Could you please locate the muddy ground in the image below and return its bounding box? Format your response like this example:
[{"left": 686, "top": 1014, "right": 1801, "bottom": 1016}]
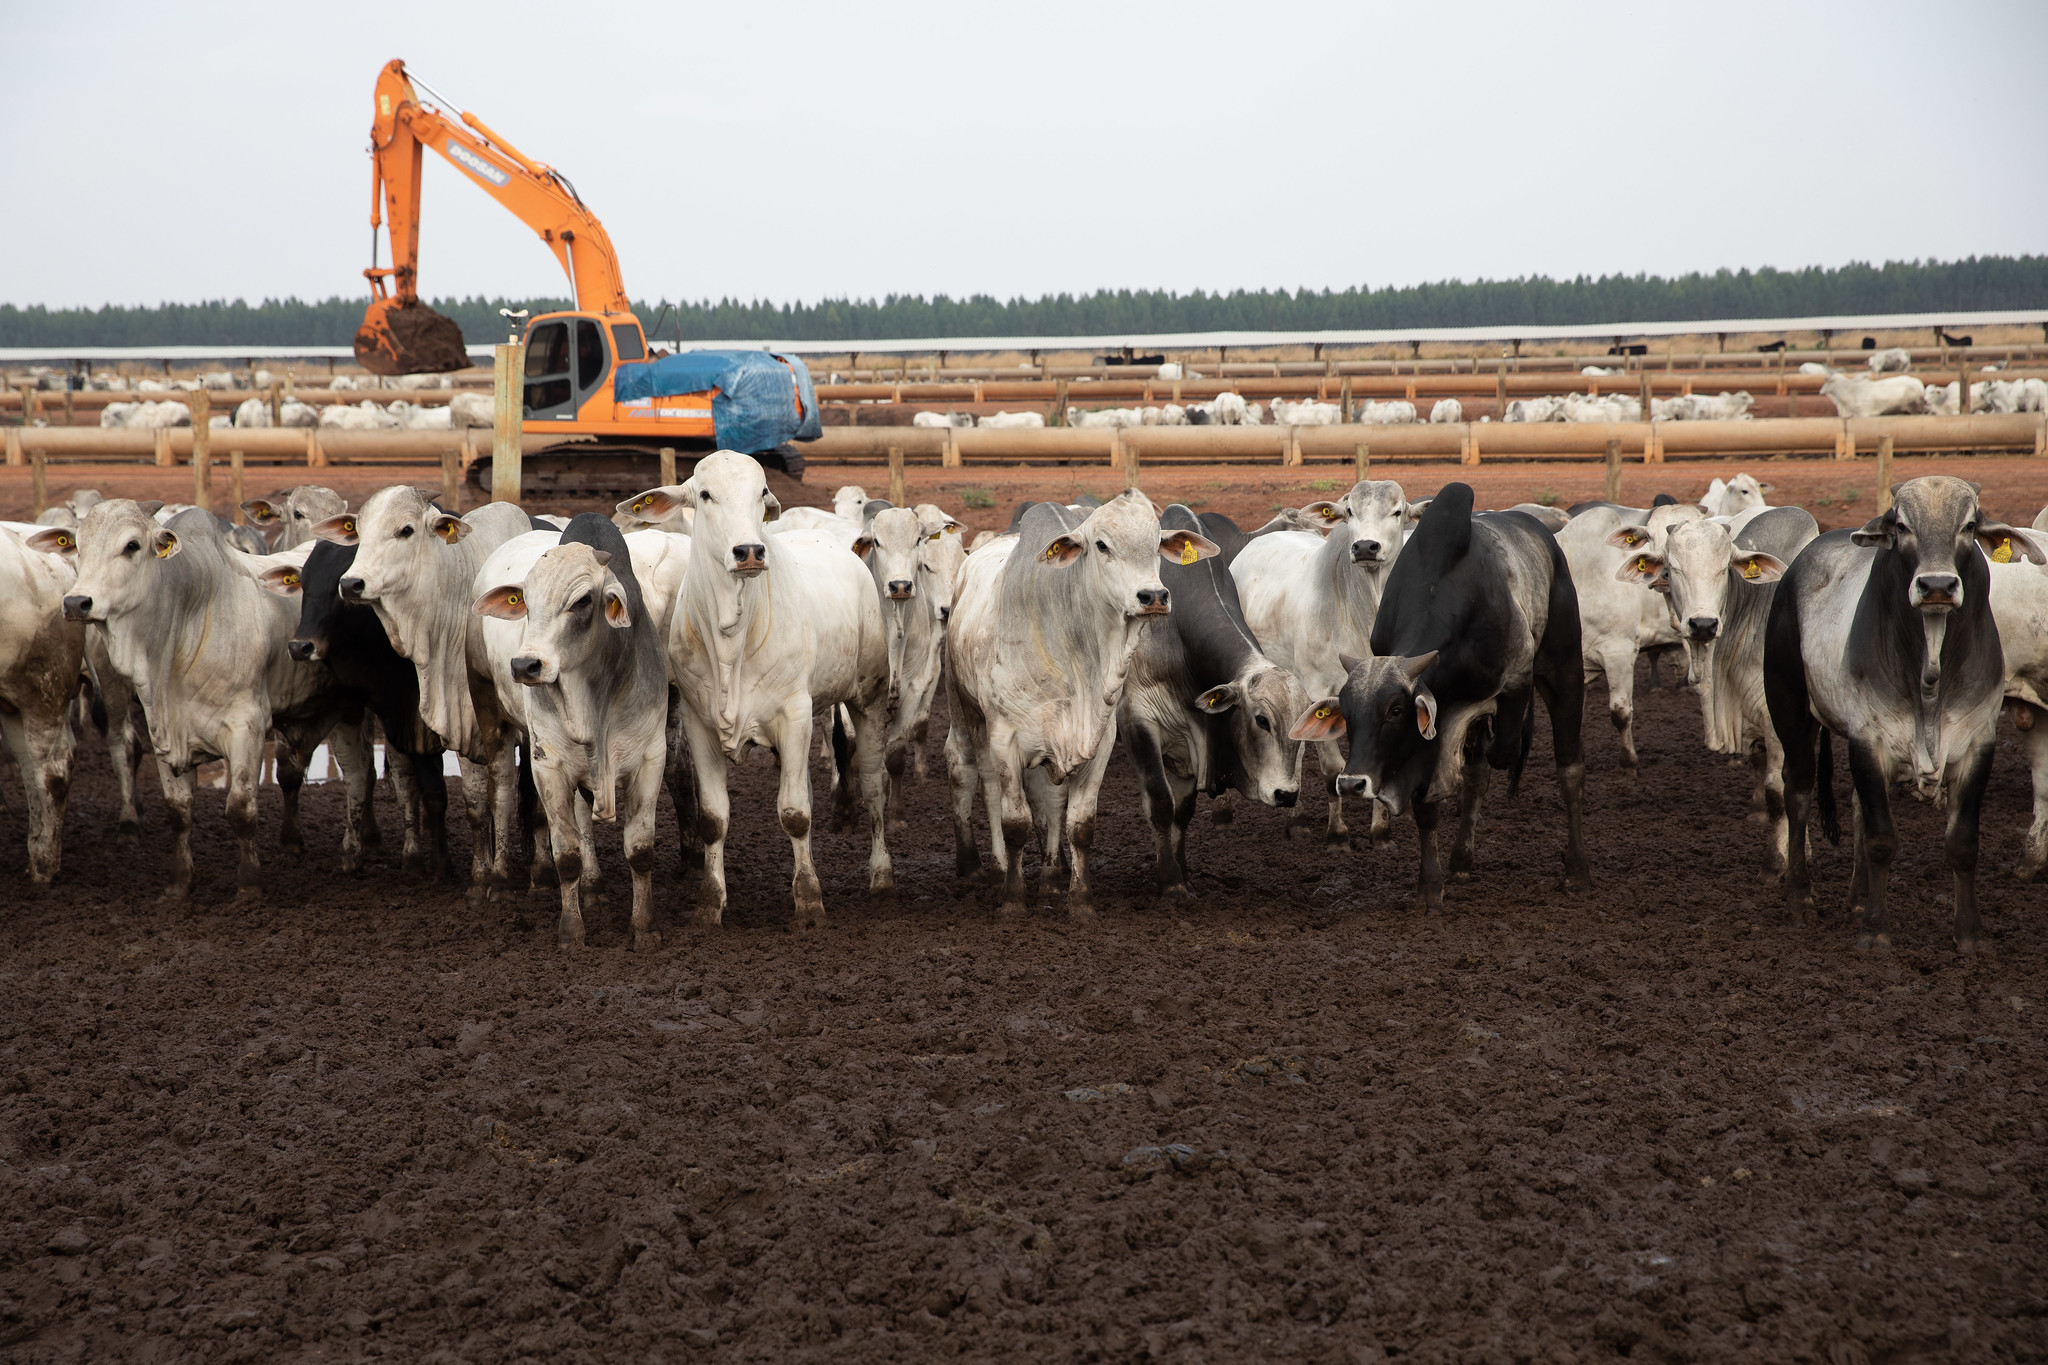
[{"left": 2, "top": 656, "right": 2046, "bottom": 1363}]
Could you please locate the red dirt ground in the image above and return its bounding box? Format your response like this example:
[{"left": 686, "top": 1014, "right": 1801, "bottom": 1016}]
[{"left": 2, "top": 650, "right": 2046, "bottom": 1360}]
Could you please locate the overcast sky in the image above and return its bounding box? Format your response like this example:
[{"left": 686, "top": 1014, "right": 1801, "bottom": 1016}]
[{"left": 5, "top": 0, "right": 2043, "bottom": 311}]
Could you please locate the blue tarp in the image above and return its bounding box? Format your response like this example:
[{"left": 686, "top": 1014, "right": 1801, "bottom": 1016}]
[{"left": 612, "top": 349, "right": 821, "bottom": 452}]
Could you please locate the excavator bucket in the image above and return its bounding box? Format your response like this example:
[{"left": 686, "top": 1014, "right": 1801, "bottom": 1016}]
[{"left": 354, "top": 297, "right": 471, "bottom": 376}]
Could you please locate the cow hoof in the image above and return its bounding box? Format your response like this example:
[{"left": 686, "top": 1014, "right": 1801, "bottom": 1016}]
[
  {"left": 1324, "top": 832, "right": 1352, "bottom": 850},
  {"left": 1156, "top": 882, "right": 1192, "bottom": 900},
  {"left": 160, "top": 887, "right": 190, "bottom": 905},
  {"left": 1450, "top": 871, "right": 1472, "bottom": 884},
  {"left": 233, "top": 887, "right": 262, "bottom": 907},
  {"left": 997, "top": 899, "right": 1028, "bottom": 919},
  {"left": 632, "top": 930, "right": 663, "bottom": 952},
  {"left": 1954, "top": 935, "right": 1980, "bottom": 955},
  {"left": 687, "top": 909, "right": 723, "bottom": 931},
  {"left": 1067, "top": 902, "right": 1098, "bottom": 923},
  {"left": 557, "top": 926, "right": 586, "bottom": 950},
  {"left": 1855, "top": 932, "right": 1892, "bottom": 952}
]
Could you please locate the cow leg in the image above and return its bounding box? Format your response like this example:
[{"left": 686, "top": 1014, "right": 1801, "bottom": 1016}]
[
  {"left": 1448, "top": 725, "right": 1490, "bottom": 881},
  {"left": 456, "top": 756, "right": 496, "bottom": 905},
  {"left": 618, "top": 752, "right": 665, "bottom": 951},
  {"left": 275, "top": 741, "right": 309, "bottom": 858},
  {"left": 773, "top": 706, "right": 828, "bottom": 929},
  {"left": 517, "top": 742, "right": 556, "bottom": 891},
  {"left": 989, "top": 752, "right": 1033, "bottom": 917},
  {"left": 354, "top": 715, "right": 382, "bottom": 849},
  {"left": 1023, "top": 767, "right": 1067, "bottom": 894},
  {"left": 1122, "top": 721, "right": 1189, "bottom": 888},
  {"left": 1320, "top": 741, "right": 1350, "bottom": 845},
  {"left": 103, "top": 701, "right": 145, "bottom": 840},
  {"left": 533, "top": 764, "right": 587, "bottom": 948},
  {"left": 2, "top": 707, "right": 73, "bottom": 888},
  {"left": 1762, "top": 729, "right": 1789, "bottom": 878},
  {"left": 1599, "top": 644, "right": 1639, "bottom": 776},
  {"left": 1210, "top": 791, "right": 1235, "bottom": 825},
  {"left": 943, "top": 716, "right": 983, "bottom": 880},
  {"left": 684, "top": 722, "right": 731, "bottom": 927},
  {"left": 1746, "top": 739, "right": 1769, "bottom": 820},
  {"left": 1536, "top": 671, "right": 1592, "bottom": 889},
  {"left": 330, "top": 718, "right": 373, "bottom": 875},
  {"left": 412, "top": 752, "right": 452, "bottom": 882},
  {"left": 664, "top": 687, "right": 703, "bottom": 874},
  {"left": 227, "top": 728, "right": 265, "bottom": 903},
  {"left": 1413, "top": 796, "right": 1444, "bottom": 912},
  {"left": 1058, "top": 743, "right": 1117, "bottom": 922},
  {"left": 573, "top": 790, "right": 600, "bottom": 898},
  {"left": 156, "top": 758, "right": 195, "bottom": 901},
  {"left": 1168, "top": 772, "right": 1198, "bottom": 886},
  {"left": 1947, "top": 741, "right": 1995, "bottom": 952},
  {"left": 1846, "top": 790, "right": 1869, "bottom": 918},
  {"left": 2016, "top": 712, "right": 2048, "bottom": 882},
  {"left": 828, "top": 706, "right": 857, "bottom": 835},
  {"left": 1844, "top": 740, "right": 1896, "bottom": 949},
  {"left": 855, "top": 698, "right": 896, "bottom": 901},
  {"left": 390, "top": 747, "right": 424, "bottom": 876}
]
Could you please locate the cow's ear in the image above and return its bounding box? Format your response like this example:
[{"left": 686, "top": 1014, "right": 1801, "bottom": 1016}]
[
  {"left": 1193, "top": 685, "right": 1237, "bottom": 714},
  {"left": 311, "top": 514, "right": 358, "bottom": 546},
  {"left": 1299, "top": 500, "right": 1343, "bottom": 525},
  {"left": 851, "top": 535, "right": 876, "bottom": 560},
  {"left": 257, "top": 564, "right": 302, "bottom": 597},
  {"left": 1289, "top": 698, "right": 1346, "bottom": 742},
  {"left": 23, "top": 527, "right": 76, "bottom": 556},
  {"left": 1413, "top": 688, "right": 1438, "bottom": 741},
  {"left": 152, "top": 528, "right": 180, "bottom": 560},
  {"left": 1616, "top": 551, "right": 1668, "bottom": 589},
  {"left": 135, "top": 500, "right": 165, "bottom": 520},
  {"left": 1734, "top": 551, "right": 1789, "bottom": 583},
  {"left": 1338, "top": 652, "right": 1365, "bottom": 674},
  {"left": 429, "top": 512, "right": 469, "bottom": 544},
  {"left": 1041, "top": 534, "right": 1085, "bottom": 566},
  {"left": 1404, "top": 498, "right": 1432, "bottom": 522},
  {"left": 471, "top": 585, "right": 527, "bottom": 620},
  {"left": 1604, "top": 525, "right": 1651, "bottom": 550},
  {"left": 1159, "top": 530, "right": 1220, "bottom": 566},
  {"left": 1756, "top": 483, "right": 1775, "bottom": 495},
  {"left": 619, "top": 486, "right": 684, "bottom": 522},
  {"left": 1979, "top": 523, "right": 2048, "bottom": 565},
  {"left": 762, "top": 492, "right": 782, "bottom": 523},
  {"left": 602, "top": 576, "right": 632, "bottom": 629},
  {"left": 1851, "top": 512, "right": 1895, "bottom": 548},
  {"left": 242, "top": 499, "right": 281, "bottom": 525}
]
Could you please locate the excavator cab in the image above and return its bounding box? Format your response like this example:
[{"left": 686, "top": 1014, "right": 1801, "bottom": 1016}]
[{"left": 520, "top": 313, "right": 646, "bottom": 420}]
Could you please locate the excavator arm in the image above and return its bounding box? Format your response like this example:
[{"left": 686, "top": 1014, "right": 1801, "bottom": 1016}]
[{"left": 355, "top": 58, "right": 633, "bottom": 374}]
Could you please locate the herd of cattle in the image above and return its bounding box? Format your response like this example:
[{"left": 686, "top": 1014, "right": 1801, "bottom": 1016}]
[{"left": 2, "top": 458, "right": 2045, "bottom": 954}]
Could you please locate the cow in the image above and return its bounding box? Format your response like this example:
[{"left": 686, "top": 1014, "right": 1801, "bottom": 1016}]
[
  {"left": 1766, "top": 476, "right": 2043, "bottom": 949},
  {"left": 1985, "top": 559, "right": 2048, "bottom": 881},
  {"left": 473, "top": 515, "right": 670, "bottom": 949},
  {"left": 845, "top": 505, "right": 967, "bottom": 810},
  {"left": 242, "top": 485, "right": 346, "bottom": 551},
  {"left": 944, "top": 491, "right": 1217, "bottom": 916},
  {"left": 1119, "top": 503, "right": 1308, "bottom": 892},
  {"left": 1702, "top": 473, "right": 1773, "bottom": 518},
  {"left": 257, "top": 538, "right": 452, "bottom": 880},
  {"left": 0, "top": 525, "right": 85, "bottom": 885},
  {"left": 1288, "top": 483, "right": 1591, "bottom": 909},
  {"left": 1558, "top": 501, "right": 1705, "bottom": 773},
  {"left": 622, "top": 452, "right": 895, "bottom": 927},
  {"left": 42, "top": 503, "right": 353, "bottom": 900},
  {"left": 1231, "top": 480, "right": 1416, "bottom": 843},
  {"left": 1617, "top": 507, "right": 1819, "bottom": 869},
  {"left": 313, "top": 488, "right": 534, "bottom": 902}
]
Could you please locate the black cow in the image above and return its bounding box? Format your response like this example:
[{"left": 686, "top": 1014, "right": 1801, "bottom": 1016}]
[
  {"left": 1765, "top": 475, "right": 2040, "bottom": 950},
  {"left": 262, "top": 540, "right": 451, "bottom": 880},
  {"left": 1119, "top": 504, "right": 1310, "bottom": 890},
  {"left": 1290, "top": 483, "right": 1590, "bottom": 907}
]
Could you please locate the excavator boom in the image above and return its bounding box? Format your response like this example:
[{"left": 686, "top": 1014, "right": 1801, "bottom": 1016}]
[{"left": 355, "top": 59, "right": 632, "bottom": 374}]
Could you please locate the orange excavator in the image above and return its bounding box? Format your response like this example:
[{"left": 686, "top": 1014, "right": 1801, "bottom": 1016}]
[{"left": 354, "top": 59, "right": 815, "bottom": 491}]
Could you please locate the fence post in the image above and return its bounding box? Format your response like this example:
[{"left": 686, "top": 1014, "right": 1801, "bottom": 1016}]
[
  {"left": 1959, "top": 365, "right": 1970, "bottom": 417},
  {"left": 1495, "top": 355, "right": 1507, "bottom": 420},
  {"left": 229, "top": 443, "right": 246, "bottom": 521},
  {"left": 62, "top": 386, "right": 73, "bottom": 428},
  {"left": 1123, "top": 435, "right": 1140, "bottom": 491},
  {"left": 30, "top": 443, "right": 47, "bottom": 519},
  {"left": 1108, "top": 427, "right": 1123, "bottom": 472},
  {"left": 307, "top": 428, "right": 324, "bottom": 468},
  {"left": 1051, "top": 378, "right": 1069, "bottom": 427},
  {"left": 3, "top": 426, "right": 19, "bottom": 468},
  {"left": 268, "top": 381, "right": 282, "bottom": 429},
  {"left": 889, "top": 444, "right": 907, "bottom": 505},
  {"left": 1339, "top": 376, "right": 1352, "bottom": 423},
  {"left": 441, "top": 439, "right": 462, "bottom": 512},
  {"left": 492, "top": 342, "right": 522, "bottom": 505},
  {"left": 1639, "top": 372, "right": 1653, "bottom": 421},
  {"left": 154, "top": 427, "right": 173, "bottom": 468},
  {"left": 16, "top": 385, "right": 33, "bottom": 429},
  {"left": 190, "top": 389, "right": 211, "bottom": 511},
  {"left": 659, "top": 446, "right": 677, "bottom": 487},
  {"left": 1463, "top": 424, "right": 1481, "bottom": 467},
  {"left": 1354, "top": 443, "right": 1368, "bottom": 485},
  {"left": 1605, "top": 438, "right": 1621, "bottom": 502},
  {"left": 1877, "top": 435, "right": 1894, "bottom": 510}
]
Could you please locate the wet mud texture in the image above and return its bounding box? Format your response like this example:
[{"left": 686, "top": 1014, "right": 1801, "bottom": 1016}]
[{"left": 1, "top": 667, "right": 2045, "bottom": 1363}]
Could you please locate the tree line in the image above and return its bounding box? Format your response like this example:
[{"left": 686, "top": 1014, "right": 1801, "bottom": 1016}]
[{"left": 5, "top": 256, "right": 2043, "bottom": 347}]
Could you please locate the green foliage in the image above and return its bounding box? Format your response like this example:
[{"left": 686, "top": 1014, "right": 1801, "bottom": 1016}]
[
  {"left": 957, "top": 486, "right": 995, "bottom": 509},
  {"left": 6, "top": 256, "right": 2046, "bottom": 346}
]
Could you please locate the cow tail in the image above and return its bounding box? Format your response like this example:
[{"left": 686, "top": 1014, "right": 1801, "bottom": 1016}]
[
  {"left": 830, "top": 705, "right": 853, "bottom": 789},
  {"left": 1816, "top": 727, "right": 1840, "bottom": 845},
  {"left": 87, "top": 677, "right": 109, "bottom": 736}
]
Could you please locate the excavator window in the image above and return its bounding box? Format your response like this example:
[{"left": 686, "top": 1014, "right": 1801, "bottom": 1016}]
[
  {"left": 611, "top": 324, "right": 645, "bottom": 362},
  {"left": 576, "top": 320, "right": 605, "bottom": 389},
  {"left": 523, "top": 320, "right": 573, "bottom": 412}
]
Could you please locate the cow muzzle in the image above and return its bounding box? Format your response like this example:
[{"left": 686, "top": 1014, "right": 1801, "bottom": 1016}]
[
  {"left": 730, "top": 543, "right": 767, "bottom": 576},
  {"left": 886, "top": 579, "right": 915, "bottom": 600},
  {"left": 61, "top": 594, "right": 94, "bottom": 622},
  {"left": 936, "top": 605, "right": 951, "bottom": 623},
  {"left": 1334, "top": 774, "right": 1375, "bottom": 798},
  {"left": 1685, "top": 615, "right": 1719, "bottom": 644},
  {"left": 509, "top": 655, "right": 548, "bottom": 684},
  {"left": 1350, "top": 539, "right": 1384, "bottom": 566},
  {"left": 338, "top": 576, "right": 367, "bottom": 602},
  {"left": 287, "top": 639, "right": 318, "bottom": 664},
  {"left": 1912, "top": 573, "right": 1960, "bottom": 611},
  {"left": 1273, "top": 788, "right": 1299, "bottom": 808},
  {"left": 1133, "top": 587, "right": 1170, "bottom": 616}
]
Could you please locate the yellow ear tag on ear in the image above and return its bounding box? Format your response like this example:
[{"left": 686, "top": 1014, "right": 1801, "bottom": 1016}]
[
  {"left": 56, "top": 534, "right": 71, "bottom": 549},
  {"left": 1992, "top": 536, "right": 2014, "bottom": 564},
  {"left": 437, "top": 521, "right": 459, "bottom": 542},
  {"left": 1635, "top": 556, "right": 1653, "bottom": 574},
  {"left": 342, "top": 519, "right": 356, "bottom": 537},
  {"left": 1179, "top": 540, "right": 1198, "bottom": 566},
  {"left": 507, "top": 591, "right": 521, "bottom": 607},
  {"left": 1314, "top": 706, "right": 1333, "bottom": 720},
  {"left": 1321, "top": 508, "right": 1341, "bottom": 521},
  {"left": 1045, "top": 544, "right": 1061, "bottom": 561},
  {"left": 1740, "top": 558, "right": 1762, "bottom": 579},
  {"left": 154, "top": 541, "right": 174, "bottom": 558},
  {"left": 283, "top": 572, "right": 299, "bottom": 587}
]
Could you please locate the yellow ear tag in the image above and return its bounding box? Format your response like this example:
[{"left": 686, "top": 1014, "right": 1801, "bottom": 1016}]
[
  {"left": 1635, "top": 556, "right": 1654, "bottom": 574},
  {"left": 56, "top": 534, "right": 71, "bottom": 549},
  {"left": 1321, "top": 508, "right": 1341, "bottom": 521},
  {"left": 1992, "top": 536, "right": 2014, "bottom": 564},
  {"left": 283, "top": 572, "right": 299, "bottom": 587},
  {"left": 154, "top": 540, "right": 174, "bottom": 558},
  {"left": 1740, "top": 558, "right": 1762, "bottom": 580},
  {"left": 1179, "top": 540, "right": 1198, "bottom": 566},
  {"left": 506, "top": 591, "right": 521, "bottom": 607},
  {"left": 1045, "top": 544, "right": 1061, "bottom": 561},
  {"left": 342, "top": 519, "right": 356, "bottom": 537},
  {"left": 437, "top": 521, "right": 459, "bottom": 542},
  {"left": 1315, "top": 706, "right": 1333, "bottom": 720}
]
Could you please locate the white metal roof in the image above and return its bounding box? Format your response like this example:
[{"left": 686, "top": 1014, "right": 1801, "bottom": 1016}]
[{"left": 3, "top": 309, "right": 2042, "bottom": 363}]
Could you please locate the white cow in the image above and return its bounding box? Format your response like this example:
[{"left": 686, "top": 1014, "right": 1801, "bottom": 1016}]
[
  {"left": 241, "top": 485, "right": 346, "bottom": 552},
  {"left": 847, "top": 505, "right": 967, "bottom": 824},
  {"left": 1352, "top": 399, "right": 1418, "bottom": 425},
  {"left": 624, "top": 452, "right": 896, "bottom": 927},
  {"left": 0, "top": 525, "right": 85, "bottom": 885},
  {"left": 1867, "top": 347, "right": 1913, "bottom": 373},
  {"left": 944, "top": 490, "right": 1215, "bottom": 916},
  {"left": 1821, "top": 373, "right": 1926, "bottom": 417},
  {"left": 1429, "top": 398, "right": 1463, "bottom": 424},
  {"left": 1231, "top": 480, "right": 1415, "bottom": 842},
  {"left": 1702, "top": 473, "right": 1773, "bottom": 517}
]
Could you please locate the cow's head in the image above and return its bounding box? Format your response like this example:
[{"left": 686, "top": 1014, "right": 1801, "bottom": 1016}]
[
  {"left": 1037, "top": 489, "right": 1218, "bottom": 618},
  {"left": 1296, "top": 479, "right": 1411, "bottom": 570},
  {"left": 620, "top": 452, "right": 778, "bottom": 581},
  {"left": 852, "top": 507, "right": 924, "bottom": 602},
  {"left": 313, "top": 485, "right": 466, "bottom": 604},
  {"left": 243, "top": 484, "right": 345, "bottom": 550},
  {"left": 255, "top": 539, "right": 359, "bottom": 664},
  {"left": 1617, "top": 520, "right": 1787, "bottom": 685},
  {"left": 1197, "top": 663, "right": 1309, "bottom": 808},
  {"left": 1853, "top": 476, "right": 2045, "bottom": 612},
  {"left": 38, "top": 499, "right": 180, "bottom": 623},
  {"left": 832, "top": 485, "right": 870, "bottom": 522},
  {"left": 915, "top": 509, "right": 968, "bottom": 626},
  {"left": 1720, "top": 472, "right": 1772, "bottom": 513},
  {"left": 472, "top": 542, "right": 629, "bottom": 687},
  {"left": 1289, "top": 651, "right": 1439, "bottom": 817}
]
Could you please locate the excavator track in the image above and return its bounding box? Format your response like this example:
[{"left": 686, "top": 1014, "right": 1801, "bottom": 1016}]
[{"left": 469, "top": 441, "right": 805, "bottom": 499}]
